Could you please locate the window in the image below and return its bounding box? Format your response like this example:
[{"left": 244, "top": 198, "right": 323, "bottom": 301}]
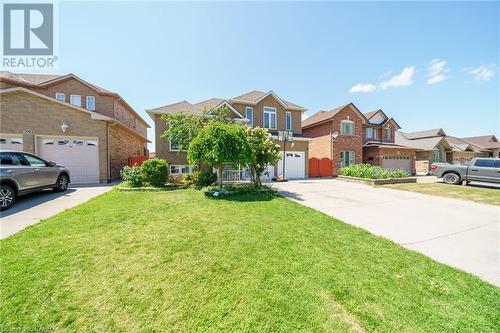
[
  {"left": 433, "top": 148, "right": 441, "bottom": 163},
  {"left": 10, "top": 138, "right": 22, "bottom": 145},
  {"left": 285, "top": 111, "right": 292, "bottom": 131},
  {"left": 0, "top": 138, "right": 6, "bottom": 144},
  {"left": 55, "top": 93, "right": 65, "bottom": 102},
  {"left": 340, "top": 120, "right": 354, "bottom": 136},
  {"left": 384, "top": 127, "right": 391, "bottom": 141},
  {"left": 58, "top": 140, "right": 70, "bottom": 146},
  {"left": 245, "top": 107, "right": 254, "bottom": 127},
  {"left": 474, "top": 159, "right": 495, "bottom": 167},
  {"left": 263, "top": 107, "right": 277, "bottom": 129},
  {"left": 22, "top": 153, "right": 47, "bottom": 167},
  {"left": 365, "top": 127, "right": 374, "bottom": 138},
  {"left": 86, "top": 96, "right": 96, "bottom": 111},
  {"left": 73, "top": 140, "right": 84, "bottom": 145},
  {"left": 87, "top": 140, "right": 98, "bottom": 146},
  {"left": 340, "top": 151, "right": 355, "bottom": 168},
  {"left": 170, "top": 141, "right": 180, "bottom": 151},
  {"left": 0, "top": 152, "right": 25, "bottom": 165},
  {"left": 70, "top": 94, "right": 81, "bottom": 107},
  {"left": 42, "top": 139, "right": 54, "bottom": 145},
  {"left": 170, "top": 165, "right": 196, "bottom": 175}
]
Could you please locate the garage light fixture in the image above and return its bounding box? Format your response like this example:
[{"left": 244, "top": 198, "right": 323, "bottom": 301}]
[
  {"left": 60, "top": 122, "right": 69, "bottom": 133},
  {"left": 332, "top": 131, "right": 339, "bottom": 140}
]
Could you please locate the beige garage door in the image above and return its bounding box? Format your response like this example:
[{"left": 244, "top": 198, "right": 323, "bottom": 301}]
[
  {"left": 382, "top": 156, "right": 412, "bottom": 173},
  {"left": 37, "top": 137, "right": 99, "bottom": 184},
  {"left": 0, "top": 134, "right": 24, "bottom": 151}
]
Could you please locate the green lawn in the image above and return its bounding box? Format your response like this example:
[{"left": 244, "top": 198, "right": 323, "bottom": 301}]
[
  {"left": 381, "top": 182, "right": 500, "bottom": 206},
  {"left": 1, "top": 189, "right": 498, "bottom": 332}
]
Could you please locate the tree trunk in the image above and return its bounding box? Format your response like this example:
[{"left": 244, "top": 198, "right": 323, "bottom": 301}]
[
  {"left": 218, "top": 165, "right": 224, "bottom": 188},
  {"left": 256, "top": 174, "right": 261, "bottom": 187}
]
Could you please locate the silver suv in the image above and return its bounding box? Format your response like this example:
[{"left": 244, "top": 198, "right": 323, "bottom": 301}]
[{"left": 0, "top": 151, "right": 70, "bottom": 210}]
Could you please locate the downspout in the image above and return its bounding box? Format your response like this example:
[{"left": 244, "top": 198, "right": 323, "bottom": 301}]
[
  {"left": 329, "top": 121, "right": 333, "bottom": 177},
  {"left": 106, "top": 122, "right": 111, "bottom": 183}
]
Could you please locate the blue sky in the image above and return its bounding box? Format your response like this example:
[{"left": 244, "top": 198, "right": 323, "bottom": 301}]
[{"left": 56, "top": 1, "right": 499, "bottom": 151}]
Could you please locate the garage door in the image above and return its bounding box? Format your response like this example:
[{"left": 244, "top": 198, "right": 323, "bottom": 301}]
[
  {"left": 277, "top": 151, "right": 305, "bottom": 179},
  {"left": 37, "top": 137, "right": 99, "bottom": 184},
  {"left": 0, "top": 134, "right": 24, "bottom": 151},
  {"left": 382, "top": 156, "right": 412, "bottom": 173}
]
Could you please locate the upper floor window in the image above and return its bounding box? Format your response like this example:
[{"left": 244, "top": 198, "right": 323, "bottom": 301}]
[
  {"left": 365, "top": 127, "right": 373, "bottom": 138},
  {"left": 170, "top": 141, "right": 180, "bottom": 152},
  {"left": 245, "top": 107, "right": 253, "bottom": 127},
  {"left": 285, "top": 111, "right": 292, "bottom": 131},
  {"left": 384, "top": 127, "right": 391, "bottom": 141},
  {"left": 70, "top": 94, "right": 81, "bottom": 107},
  {"left": 55, "top": 93, "right": 65, "bottom": 102},
  {"left": 86, "top": 96, "right": 96, "bottom": 111},
  {"left": 263, "top": 107, "right": 277, "bottom": 129},
  {"left": 340, "top": 120, "right": 354, "bottom": 136}
]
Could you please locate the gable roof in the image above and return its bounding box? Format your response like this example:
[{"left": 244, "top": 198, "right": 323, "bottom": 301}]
[
  {"left": 381, "top": 117, "right": 402, "bottom": 130},
  {"left": 302, "top": 103, "right": 367, "bottom": 129},
  {"left": 445, "top": 136, "right": 487, "bottom": 152},
  {"left": 363, "top": 109, "right": 390, "bottom": 125},
  {"left": 403, "top": 128, "right": 446, "bottom": 140},
  {"left": 229, "top": 90, "right": 306, "bottom": 111},
  {"left": 146, "top": 98, "right": 245, "bottom": 119},
  {"left": 461, "top": 135, "right": 500, "bottom": 149},
  {"left": 395, "top": 131, "right": 451, "bottom": 151},
  {"left": 0, "top": 71, "right": 150, "bottom": 128}
]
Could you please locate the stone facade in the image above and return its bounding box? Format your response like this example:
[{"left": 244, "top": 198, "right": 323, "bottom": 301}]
[{"left": 0, "top": 90, "right": 109, "bottom": 182}]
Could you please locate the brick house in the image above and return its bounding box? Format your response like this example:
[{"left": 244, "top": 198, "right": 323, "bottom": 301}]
[
  {"left": 0, "top": 71, "right": 150, "bottom": 183},
  {"left": 147, "top": 90, "right": 311, "bottom": 179},
  {"left": 302, "top": 103, "right": 416, "bottom": 176},
  {"left": 395, "top": 128, "right": 490, "bottom": 174}
]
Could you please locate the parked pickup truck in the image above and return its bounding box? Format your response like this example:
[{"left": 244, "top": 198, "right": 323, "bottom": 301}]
[{"left": 431, "top": 157, "right": 500, "bottom": 185}]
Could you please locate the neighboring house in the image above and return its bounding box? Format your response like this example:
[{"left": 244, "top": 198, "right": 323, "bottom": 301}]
[
  {"left": 395, "top": 128, "right": 491, "bottom": 174},
  {"left": 302, "top": 103, "right": 416, "bottom": 176},
  {"left": 461, "top": 135, "right": 500, "bottom": 158},
  {"left": 147, "top": 90, "right": 310, "bottom": 179},
  {"left": 0, "top": 71, "right": 150, "bottom": 183}
]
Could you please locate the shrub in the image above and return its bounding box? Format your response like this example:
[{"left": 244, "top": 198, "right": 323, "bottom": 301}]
[
  {"left": 194, "top": 170, "right": 217, "bottom": 187},
  {"left": 339, "top": 164, "right": 409, "bottom": 179},
  {"left": 169, "top": 174, "right": 184, "bottom": 186},
  {"left": 141, "top": 158, "right": 169, "bottom": 187},
  {"left": 120, "top": 165, "right": 143, "bottom": 187}
]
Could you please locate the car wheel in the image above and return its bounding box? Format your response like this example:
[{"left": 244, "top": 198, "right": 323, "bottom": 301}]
[
  {"left": 54, "top": 174, "right": 69, "bottom": 192},
  {"left": 0, "top": 184, "right": 16, "bottom": 211},
  {"left": 443, "top": 172, "right": 461, "bottom": 185}
]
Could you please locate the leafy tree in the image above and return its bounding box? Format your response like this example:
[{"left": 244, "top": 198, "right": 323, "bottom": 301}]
[
  {"left": 246, "top": 127, "right": 281, "bottom": 186},
  {"left": 187, "top": 122, "right": 252, "bottom": 188},
  {"left": 160, "top": 113, "right": 204, "bottom": 153},
  {"left": 160, "top": 106, "right": 235, "bottom": 152}
]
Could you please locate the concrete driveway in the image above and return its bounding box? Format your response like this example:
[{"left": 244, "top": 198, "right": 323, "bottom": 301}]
[
  {"left": 275, "top": 179, "right": 500, "bottom": 286},
  {"left": 0, "top": 184, "right": 113, "bottom": 239}
]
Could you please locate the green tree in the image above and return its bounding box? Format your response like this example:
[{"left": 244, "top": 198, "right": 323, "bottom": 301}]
[
  {"left": 246, "top": 127, "right": 281, "bottom": 186},
  {"left": 187, "top": 122, "right": 252, "bottom": 188},
  {"left": 160, "top": 112, "right": 204, "bottom": 153},
  {"left": 160, "top": 106, "right": 234, "bottom": 152}
]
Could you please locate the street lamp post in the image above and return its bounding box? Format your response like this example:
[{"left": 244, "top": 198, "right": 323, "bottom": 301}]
[{"left": 278, "top": 130, "right": 293, "bottom": 181}]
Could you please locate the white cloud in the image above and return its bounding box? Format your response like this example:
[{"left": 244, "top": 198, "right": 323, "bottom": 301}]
[
  {"left": 379, "top": 66, "right": 415, "bottom": 89},
  {"left": 349, "top": 83, "right": 377, "bottom": 93},
  {"left": 426, "top": 58, "right": 450, "bottom": 85},
  {"left": 465, "top": 64, "right": 495, "bottom": 81}
]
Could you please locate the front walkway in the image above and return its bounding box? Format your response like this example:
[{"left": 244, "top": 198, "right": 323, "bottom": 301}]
[
  {"left": 0, "top": 184, "right": 113, "bottom": 239},
  {"left": 274, "top": 179, "right": 500, "bottom": 286}
]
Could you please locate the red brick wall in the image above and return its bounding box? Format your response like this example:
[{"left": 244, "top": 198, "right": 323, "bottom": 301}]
[
  {"left": 303, "top": 105, "right": 364, "bottom": 176},
  {"left": 363, "top": 147, "right": 416, "bottom": 174}
]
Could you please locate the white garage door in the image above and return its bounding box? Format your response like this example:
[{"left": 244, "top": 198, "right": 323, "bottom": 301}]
[
  {"left": 382, "top": 156, "right": 412, "bottom": 173},
  {"left": 277, "top": 151, "right": 305, "bottom": 179},
  {"left": 0, "top": 134, "right": 24, "bottom": 151},
  {"left": 37, "top": 137, "right": 99, "bottom": 184}
]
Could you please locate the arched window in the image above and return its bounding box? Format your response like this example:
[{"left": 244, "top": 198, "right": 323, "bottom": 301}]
[{"left": 340, "top": 120, "right": 354, "bottom": 136}]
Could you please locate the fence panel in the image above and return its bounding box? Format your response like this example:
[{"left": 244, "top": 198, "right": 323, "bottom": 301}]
[
  {"left": 128, "top": 156, "right": 149, "bottom": 167},
  {"left": 308, "top": 158, "right": 320, "bottom": 177},
  {"left": 319, "top": 158, "right": 332, "bottom": 177}
]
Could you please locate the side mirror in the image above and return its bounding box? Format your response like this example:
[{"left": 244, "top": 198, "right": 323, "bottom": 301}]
[{"left": 47, "top": 161, "right": 56, "bottom": 167}]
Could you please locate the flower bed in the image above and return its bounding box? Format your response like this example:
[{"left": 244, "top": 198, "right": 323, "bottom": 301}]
[
  {"left": 337, "top": 175, "right": 417, "bottom": 185},
  {"left": 340, "top": 163, "right": 410, "bottom": 179}
]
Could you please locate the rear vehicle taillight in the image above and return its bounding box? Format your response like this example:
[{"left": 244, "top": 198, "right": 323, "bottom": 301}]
[{"left": 430, "top": 165, "right": 437, "bottom": 171}]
